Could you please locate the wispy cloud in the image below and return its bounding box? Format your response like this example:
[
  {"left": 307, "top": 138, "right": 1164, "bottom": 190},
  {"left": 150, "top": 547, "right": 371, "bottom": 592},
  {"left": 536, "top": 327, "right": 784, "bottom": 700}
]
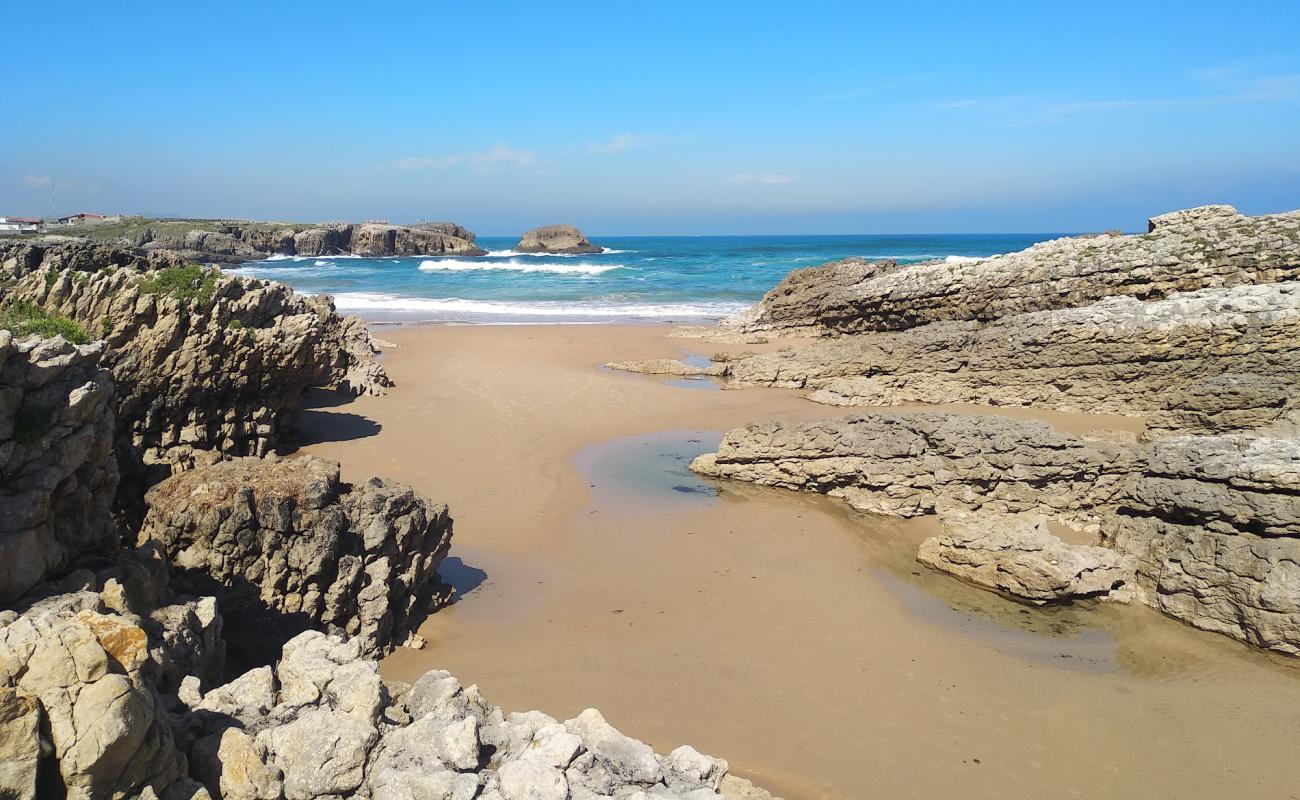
[
  {"left": 586, "top": 133, "right": 656, "bottom": 154},
  {"left": 394, "top": 155, "right": 463, "bottom": 169},
  {"left": 727, "top": 172, "right": 795, "bottom": 185},
  {"left": 936, "top": 65, "right": 1300, "bottom": 123},
  {"left": 393, "top": 144, "right": 539, "bottom": 172}
]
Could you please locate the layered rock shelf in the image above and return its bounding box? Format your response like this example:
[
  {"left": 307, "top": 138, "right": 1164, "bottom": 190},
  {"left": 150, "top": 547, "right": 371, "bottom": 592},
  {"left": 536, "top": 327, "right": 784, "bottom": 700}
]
[{"left": 719, "top": 205, "right": 1300, "bottom": 337}]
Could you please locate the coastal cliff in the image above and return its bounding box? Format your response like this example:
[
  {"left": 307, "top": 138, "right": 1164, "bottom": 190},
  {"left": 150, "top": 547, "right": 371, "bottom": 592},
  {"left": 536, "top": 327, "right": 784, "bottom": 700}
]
[
  {"left": 1, "top": 239, "right": 390, "bottom": 521},
  {"left": 33, "top": 217, "right": 487, "bottom": 263},
  {"left": 675, "top": 205, "right": 1300, "bottom": 656}
]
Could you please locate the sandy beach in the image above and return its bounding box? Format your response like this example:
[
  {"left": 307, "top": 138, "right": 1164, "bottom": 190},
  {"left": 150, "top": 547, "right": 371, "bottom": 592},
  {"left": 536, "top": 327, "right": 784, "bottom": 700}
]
[{"left": 299, "top": 323, "right": 1300, "bottom": 800}]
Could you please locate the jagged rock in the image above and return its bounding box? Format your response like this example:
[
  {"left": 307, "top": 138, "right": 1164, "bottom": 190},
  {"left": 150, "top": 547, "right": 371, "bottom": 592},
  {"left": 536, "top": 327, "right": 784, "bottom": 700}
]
[
  {"left": 713, "top": 283, "right": 1300, "bottom": 436},
  {"left": 917, "top": 513, "right": 1136, "bottom": 604},
  {"left": 190, "top": 728, "right": 282, "bottom": 800},
  {"left": 0, "top": 608, "right": 186, "bottom": 800},
  {"left": 692, "top": 412, "right": 1137, "bottom": 526},
  {"left": 137, "top": 456, "right": 453, "bottom": 666},
  {"left": 0, "top": 686, "right": 41, "bottom": 800},
  {"left": 0, "top": 240, "right": 393, "bottom": 521},
  {"left": 0, "top": 332, "right": 117, "bottom": 601},
  {"left": 1105, "top": 434, "right": 1300, "bottom": 654},
  {"left": 720, "top": 205, "right": 1300, "bottom": 336},
  {"left": 516, "top": 225, "right": 603, "bottom": 254}
]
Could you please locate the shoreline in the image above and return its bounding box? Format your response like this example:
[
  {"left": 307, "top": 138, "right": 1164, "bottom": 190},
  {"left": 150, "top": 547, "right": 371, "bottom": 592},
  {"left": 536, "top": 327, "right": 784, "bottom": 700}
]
[{"left": 299, "top": 322, "right": 1300, "bottom": 800}]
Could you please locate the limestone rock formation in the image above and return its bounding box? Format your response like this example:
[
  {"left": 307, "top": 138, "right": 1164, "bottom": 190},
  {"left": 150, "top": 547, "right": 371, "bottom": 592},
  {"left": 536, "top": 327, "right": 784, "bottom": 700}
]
[
  {"left": 516, "top": 224, "right": 604, "bottom": 254},
  {"left": 719, "top": 205, "right": 1300, "bottom": 337},
  {"left": 1105, "top": 434, "right": 1300, "bottom": 654},
  {"left": 0, "top": 333, "right": 117, "bottom": 601},
  {"left": 708, "top": 282, "right": 1300, "bottom": 436},
  {"left": 178, "top": 630, "right": 775, "bottom": 800},
  {"left": 691, "top": 412, "right": 1137, "bottom": 526},
  {"left": 917, "top": 514, "right": 1136, "bottom": 604},
  {"left": 49, "top": 217, "right": 487, "bottom": 263},
  {"left": 1, "top": 240, "right": 392, "bottom": 517},
  {"left": 137, "top": 456, "right": 453, "bottom": 666},
  {"left": 603, "top": 358, "right": 725, "bottom": 377}
]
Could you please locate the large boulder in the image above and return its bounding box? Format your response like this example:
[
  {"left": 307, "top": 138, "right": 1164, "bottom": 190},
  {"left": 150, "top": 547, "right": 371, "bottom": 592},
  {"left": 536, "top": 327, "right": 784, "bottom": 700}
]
[
  {"left": 0, "top": 333, "right": 117, "bottom": 601},
  {"left": 917, "top": 513, "right": 1136, "bottom": 604},
  {"left": 516, "top": 224, "right": 603, "bottom": 254},
  {"left": 137, "top": 456, "right": 453, "bottom": 667}
]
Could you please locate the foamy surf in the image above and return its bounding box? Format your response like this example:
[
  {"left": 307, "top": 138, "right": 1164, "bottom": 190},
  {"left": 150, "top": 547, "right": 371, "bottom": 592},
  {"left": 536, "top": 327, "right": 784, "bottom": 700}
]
[
  {"left": 418, "top": 259, "right": 623, "bottom": 275},
  {"left": 484, "top": 248, "right": 634, "bottom": 257},
  {"left": 331, "top": 292, "right": 746, "bottom": 320}
]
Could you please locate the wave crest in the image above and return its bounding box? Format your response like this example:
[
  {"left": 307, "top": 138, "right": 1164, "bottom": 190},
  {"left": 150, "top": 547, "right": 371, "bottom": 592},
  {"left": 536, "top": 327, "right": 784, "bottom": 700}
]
[{"left": 418, "top": 259, "right": 623, "bottom": 275}]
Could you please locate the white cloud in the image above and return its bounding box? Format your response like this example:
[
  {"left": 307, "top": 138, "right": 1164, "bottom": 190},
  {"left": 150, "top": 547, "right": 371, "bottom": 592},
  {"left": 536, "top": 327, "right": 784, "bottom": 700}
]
[
  {"left": 586, "top": 133, "right": 653, "bottom": 154},
  {"left": 727, "top": 172, "right": 795, "bottom": 185},
  {"left": 393, "top": 144, "right": 540, "bottom": 173},
  {"left": 21, "top": 175, "right": 52, "bottom": 189},
  {"left": 394, "top": 155, "right": 464, "bottom": 169}
]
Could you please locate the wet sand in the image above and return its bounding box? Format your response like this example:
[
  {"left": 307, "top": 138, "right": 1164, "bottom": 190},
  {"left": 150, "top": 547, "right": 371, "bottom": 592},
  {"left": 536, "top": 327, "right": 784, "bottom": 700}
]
[{"left": 300, "top": 324, "right": 1300, "bottom": 800}]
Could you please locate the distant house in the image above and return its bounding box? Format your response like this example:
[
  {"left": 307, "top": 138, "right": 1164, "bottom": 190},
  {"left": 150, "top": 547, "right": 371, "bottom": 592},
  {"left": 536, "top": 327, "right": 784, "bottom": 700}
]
[
  {"left": 0, "top": 216, "right": 42, "bottom": 233},
  {"left": 56, "top": 213, "right": 106, "bottom": 225}
]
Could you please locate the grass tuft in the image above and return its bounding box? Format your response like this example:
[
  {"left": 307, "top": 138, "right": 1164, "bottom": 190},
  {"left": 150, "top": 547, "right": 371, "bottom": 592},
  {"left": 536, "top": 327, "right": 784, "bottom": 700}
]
[
  {"left": 138, "top": 265, "right": 217, "bottom": 306},
  {"left": 0, "top": 300, "right": 91, "bottom": 343}
]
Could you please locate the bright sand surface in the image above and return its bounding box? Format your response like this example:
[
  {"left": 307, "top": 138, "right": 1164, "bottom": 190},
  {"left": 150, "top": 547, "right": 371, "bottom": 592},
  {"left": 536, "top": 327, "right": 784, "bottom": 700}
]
[{"left": 299, "top": 324, "right": 1300, "bottom": 800}]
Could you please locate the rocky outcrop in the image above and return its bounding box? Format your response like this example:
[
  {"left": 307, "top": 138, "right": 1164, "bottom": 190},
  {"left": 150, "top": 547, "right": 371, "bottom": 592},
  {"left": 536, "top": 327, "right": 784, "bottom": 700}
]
[
  {"left": 692, "top": 412, "right": 1137, "bottom": 527},
  {"left": 137, "top": 457, "right": 453, "bottom": 667},
  {"left": 177, "top": 629, "right": 775, "bottom": 800},
  {"left": 91, "top": 218, "right": 487, "bottom": 263},
  {"left": 703, "top": 283, "right": 1300, "bottom": 436},
  {"left": 1, "top": 240, "right": 391, "bottom": 518},
  {"left": 917, "top": 513, "right": 1136, "bottom": 604},
  {"left": 1104, "top": 434, "right": 1300, "bottom": 654},
  {"left": 719, "top": 205, "right": 1300, "bottom": 337},
  {"left": 604, "top": 358, "right": 723, "bottom": 377},
  {"left": 0, "top": 333, "right": 117, "bottom": 602},
  {"left": 516, "top": 224, "right": 603, "bottom": 254}
]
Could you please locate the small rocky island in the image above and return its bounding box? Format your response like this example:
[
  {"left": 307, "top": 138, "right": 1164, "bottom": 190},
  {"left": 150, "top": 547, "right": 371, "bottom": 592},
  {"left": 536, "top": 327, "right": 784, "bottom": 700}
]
[{"left": 515, "top": 224, "right": 604, "bottom": 254}]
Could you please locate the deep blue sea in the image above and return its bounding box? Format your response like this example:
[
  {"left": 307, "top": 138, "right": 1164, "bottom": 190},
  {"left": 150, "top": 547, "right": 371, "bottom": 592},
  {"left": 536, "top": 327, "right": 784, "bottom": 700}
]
[{"left": 230, "top": 233, "right": 1067, "bottom": 324}]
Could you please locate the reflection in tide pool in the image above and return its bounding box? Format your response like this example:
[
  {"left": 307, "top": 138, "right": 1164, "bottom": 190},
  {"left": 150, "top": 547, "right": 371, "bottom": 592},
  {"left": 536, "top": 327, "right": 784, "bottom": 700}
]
[{"left": 573, "top": 429, "right": 721, "bottom": 514}]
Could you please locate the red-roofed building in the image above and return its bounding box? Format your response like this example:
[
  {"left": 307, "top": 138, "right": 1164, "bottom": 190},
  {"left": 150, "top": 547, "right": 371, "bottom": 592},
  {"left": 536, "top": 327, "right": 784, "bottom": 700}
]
[{"left": 0, "top": 216, "right": 42, "bottom": 233}]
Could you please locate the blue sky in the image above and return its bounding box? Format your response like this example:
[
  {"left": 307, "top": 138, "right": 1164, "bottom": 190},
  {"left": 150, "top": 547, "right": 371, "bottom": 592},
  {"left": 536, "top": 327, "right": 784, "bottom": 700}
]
[{"left": 3, "top": 0, "right": 1298, "bottom": 233}]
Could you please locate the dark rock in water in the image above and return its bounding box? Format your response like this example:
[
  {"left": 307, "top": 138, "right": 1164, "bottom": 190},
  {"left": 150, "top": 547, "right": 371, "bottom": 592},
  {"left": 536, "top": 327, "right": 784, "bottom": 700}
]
[{"left": 516, "top": 224, "right": 604, "bottom": 254}]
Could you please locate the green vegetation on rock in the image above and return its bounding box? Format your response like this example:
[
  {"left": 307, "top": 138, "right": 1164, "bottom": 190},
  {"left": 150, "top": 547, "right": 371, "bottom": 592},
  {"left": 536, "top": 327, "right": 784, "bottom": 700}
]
[
  {"left": 0, "top": 299, "right": 91, "bottom": 344},
  {"left": 138, "top": 264, "right": 217, "bottom": 306}
]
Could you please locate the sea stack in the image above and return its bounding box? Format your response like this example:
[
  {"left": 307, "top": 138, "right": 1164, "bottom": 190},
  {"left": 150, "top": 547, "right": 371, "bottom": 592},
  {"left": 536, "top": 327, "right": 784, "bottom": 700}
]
[{"left": 516, "top": 223, "right": 604, "bottom": 254}]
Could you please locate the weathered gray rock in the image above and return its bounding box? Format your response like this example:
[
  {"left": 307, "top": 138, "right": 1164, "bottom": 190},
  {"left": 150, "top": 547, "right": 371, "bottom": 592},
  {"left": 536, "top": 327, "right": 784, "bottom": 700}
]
[
  {"left": 1104, "top": 434, "right": 1300, "bottom": 654},
  {"left": 720, "top": 205, "right": 1300, "bottom": 337},
  {"left": 0, "top": 686, "right": 42, "bottom": 800},
  {"left": 516, "top": 224, "right": 603, "bottom": 254},
  {"left": 917, "top": 513, "right": 1136, "bottom": 604},
  {"left": 0, "top": 240, "right": 393, "bottom": 521},
  {"left": 713, "top": 282, "right": 1300, "bottom": 436},
  {"left": 0, "top": 332, "right": 117, "bottom": 601},
  {"left": 137, "top": 456, "right": 453, "bottom": 666},
  {"left": 605, "top": 358, "right": 724, "bottom": 377},
  {"left": 692, "top": 412, "right": 1136, "bottom": 526}
]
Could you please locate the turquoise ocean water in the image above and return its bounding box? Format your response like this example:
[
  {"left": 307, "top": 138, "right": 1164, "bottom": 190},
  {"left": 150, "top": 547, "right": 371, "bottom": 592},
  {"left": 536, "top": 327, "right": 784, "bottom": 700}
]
[{"left": 230, "top": 233, "right": 1067, "bottom": 324}]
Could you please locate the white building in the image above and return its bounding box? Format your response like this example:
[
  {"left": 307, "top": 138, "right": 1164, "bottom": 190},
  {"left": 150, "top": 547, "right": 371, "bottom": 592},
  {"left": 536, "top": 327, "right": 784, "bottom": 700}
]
[{"left": 0, "top": 216, "right": 42, "bottom": 233}]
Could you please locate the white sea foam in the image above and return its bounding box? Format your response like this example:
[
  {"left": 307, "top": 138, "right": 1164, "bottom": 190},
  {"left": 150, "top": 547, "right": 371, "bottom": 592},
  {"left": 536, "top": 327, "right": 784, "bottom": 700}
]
[
  {"left": 331, "top": 292, "right": 746, "bottom": 320},
  {"left": 944, "top": 255, "right": 985, "bottom": 264},
  {"left": 484, "top": 248, "right": 633, "bottom": 257},
  {"left": 418, "top": 259, "right": 623, "bottom": 275}
]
